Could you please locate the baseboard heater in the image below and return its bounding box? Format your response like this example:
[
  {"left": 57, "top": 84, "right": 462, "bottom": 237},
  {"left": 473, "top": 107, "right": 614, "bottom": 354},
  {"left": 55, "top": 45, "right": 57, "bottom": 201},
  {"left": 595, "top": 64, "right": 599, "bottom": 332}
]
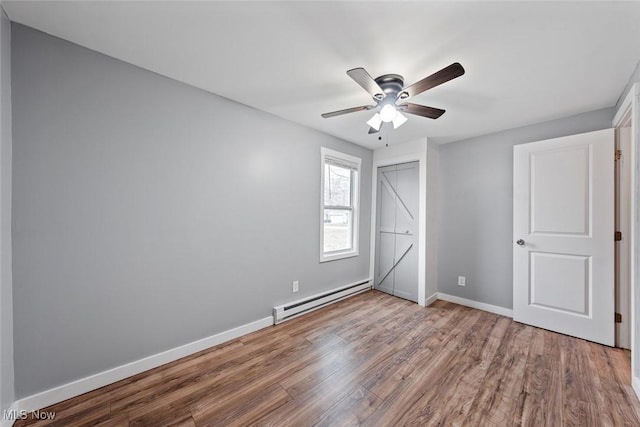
[{"left": 273, "top": 279, "right": 372, "bottom": 324}]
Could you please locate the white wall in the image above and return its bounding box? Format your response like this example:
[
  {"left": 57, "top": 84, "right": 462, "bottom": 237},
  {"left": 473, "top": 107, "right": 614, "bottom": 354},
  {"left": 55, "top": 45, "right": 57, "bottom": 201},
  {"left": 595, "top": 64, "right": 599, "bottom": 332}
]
[
  {"left": 0, "top": 5, "right": 13, "bottom": 419},
  {"left": 370, "top": 138, "right": 438, "bottom": 306}
]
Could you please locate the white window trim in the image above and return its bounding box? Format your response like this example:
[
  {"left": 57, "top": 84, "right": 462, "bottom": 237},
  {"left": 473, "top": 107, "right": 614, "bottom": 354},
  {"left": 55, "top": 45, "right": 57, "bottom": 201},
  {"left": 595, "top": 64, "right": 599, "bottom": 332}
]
[{"left": 320, "top": 147, "right": 361, "bottom": 263}]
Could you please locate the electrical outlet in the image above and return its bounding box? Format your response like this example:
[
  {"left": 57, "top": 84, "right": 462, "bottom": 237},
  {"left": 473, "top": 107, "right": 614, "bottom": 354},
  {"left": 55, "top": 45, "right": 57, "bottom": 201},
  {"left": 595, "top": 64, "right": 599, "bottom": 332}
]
[
  {"left": 292, "top": 280, "right": 299, "bottom": 293},
  {"left": 458, "top": 276, "right": 466, "bottom": 287}
]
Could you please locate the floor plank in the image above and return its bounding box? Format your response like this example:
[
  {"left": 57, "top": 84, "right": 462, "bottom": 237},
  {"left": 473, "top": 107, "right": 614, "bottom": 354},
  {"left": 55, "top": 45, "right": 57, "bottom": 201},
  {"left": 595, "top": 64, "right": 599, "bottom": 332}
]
[
  {"left": 14, "top": 290, "right": 640, "bottom": 427},
  {"left": 313, "top": 385, "right": 381, "bottom": 427}
]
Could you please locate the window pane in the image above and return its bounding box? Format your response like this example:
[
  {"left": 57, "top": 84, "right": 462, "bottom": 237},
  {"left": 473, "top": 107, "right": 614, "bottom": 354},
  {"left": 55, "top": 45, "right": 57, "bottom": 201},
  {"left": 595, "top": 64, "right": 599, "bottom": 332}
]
[
  {"left": 323, "top": 209, "right": 353, "bottom": 252},
  {"left": 324, "top": 164, "right": 352, "bottom": 207}
]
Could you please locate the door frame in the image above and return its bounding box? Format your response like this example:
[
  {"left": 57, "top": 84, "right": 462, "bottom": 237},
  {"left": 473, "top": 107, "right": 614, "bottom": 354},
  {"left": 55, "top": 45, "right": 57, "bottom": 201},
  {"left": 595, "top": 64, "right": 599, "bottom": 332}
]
[
  {"left": 614, "top": 124, "right": 632, "bottom": 349},
  {"left": 370, "top": 139, "right": 428, "bottom": 306},
  {"left": 613, "top": 83, "right": 639, "bottom": 399}
]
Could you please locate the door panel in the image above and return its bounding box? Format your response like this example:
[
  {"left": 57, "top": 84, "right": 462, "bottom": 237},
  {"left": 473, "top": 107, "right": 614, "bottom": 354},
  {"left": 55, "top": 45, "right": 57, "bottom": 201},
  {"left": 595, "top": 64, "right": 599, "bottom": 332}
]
[
  {"left": 530, "top": 146, "right": 590, "bottom": 235},
  {"left": 513, "top": 128, "right": 614, "bottom": 346},
  {"left": 379, "top": 169, "right": 397, "bottom": 232},
  {"left": 375, "top": 162, "right": 419, "bottom": 303},
  {"left": 395, "top": 163, "right": 419, "bottom": 235},
  {"left": 376, "top": 231, "right": 396, "bottom": 294},
  {"left": 393, "top": 233, "right": 418, "bottom": 301},
  {"left": 530, "top": 252, "right": 590, "bottom": 315}
]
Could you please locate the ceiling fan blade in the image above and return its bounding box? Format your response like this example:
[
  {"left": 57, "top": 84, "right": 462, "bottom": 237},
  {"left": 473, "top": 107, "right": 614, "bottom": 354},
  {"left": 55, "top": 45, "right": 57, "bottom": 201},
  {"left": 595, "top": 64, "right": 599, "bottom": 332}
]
[
  {"left": 347, "top": 68, "right": 384, "bottom": 99},
  {"left": 401, "top": 63, "right": 465, "bottom": 99},
  {"left": 321, "top": 105, "right": 374, "bottom": 118},
  {"left": 368, "top": 126, "right": 380, "bottom": 134},
  {"left": 398, "top": 103, "right": 446, "bottom": 119}
]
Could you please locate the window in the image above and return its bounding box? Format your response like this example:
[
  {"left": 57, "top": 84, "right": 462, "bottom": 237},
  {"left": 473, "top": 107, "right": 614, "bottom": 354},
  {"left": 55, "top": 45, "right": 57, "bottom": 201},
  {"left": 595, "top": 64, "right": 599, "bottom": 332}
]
[{"left": 320, "top": 147, "right": 361, "bottom": 262}]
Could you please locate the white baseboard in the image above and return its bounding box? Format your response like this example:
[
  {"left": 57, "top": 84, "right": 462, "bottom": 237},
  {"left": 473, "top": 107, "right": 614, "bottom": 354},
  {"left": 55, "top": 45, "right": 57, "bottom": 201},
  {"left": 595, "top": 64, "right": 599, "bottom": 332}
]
[
  {"left": 11, "top": 316, "right": 273, "bottom": 414},
  {"left": 437, "top": 293, "right": 513, "bottom": 318},
  {"left": 1, "top": 402, "right": 21, "bottom": 427},
  {"left": 633, "top": 375, "right": 640, "bottom": 402},
  {"left": 426, "top": 293, "right": 438, "bottom": 306}
]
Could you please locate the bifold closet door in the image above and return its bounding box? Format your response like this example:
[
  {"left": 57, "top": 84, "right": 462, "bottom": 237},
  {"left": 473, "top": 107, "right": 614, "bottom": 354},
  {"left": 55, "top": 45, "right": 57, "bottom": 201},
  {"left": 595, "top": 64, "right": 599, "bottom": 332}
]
[{"left": 374, "top": 162, "right": 419, "bottom": 302}]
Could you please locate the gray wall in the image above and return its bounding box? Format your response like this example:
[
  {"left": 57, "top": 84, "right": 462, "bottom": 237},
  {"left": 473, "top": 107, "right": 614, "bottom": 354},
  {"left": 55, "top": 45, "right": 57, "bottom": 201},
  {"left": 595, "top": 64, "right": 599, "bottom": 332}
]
[
  {"left": 438, "top": 108, "right": 615, "bottom": 309},
  {"left": 0, "top": 6, "right": 13, "bottom": 414},
  {"left": 11, "top": 24, "right": 372, "bottom": 398}
]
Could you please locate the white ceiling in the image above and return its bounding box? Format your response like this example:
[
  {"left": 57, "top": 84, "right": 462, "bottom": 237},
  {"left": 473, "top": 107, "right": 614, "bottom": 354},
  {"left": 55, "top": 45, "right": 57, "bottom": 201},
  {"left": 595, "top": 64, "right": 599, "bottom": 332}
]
[{"left": 4, "top": 1, "right": 640, "bottom": 148}]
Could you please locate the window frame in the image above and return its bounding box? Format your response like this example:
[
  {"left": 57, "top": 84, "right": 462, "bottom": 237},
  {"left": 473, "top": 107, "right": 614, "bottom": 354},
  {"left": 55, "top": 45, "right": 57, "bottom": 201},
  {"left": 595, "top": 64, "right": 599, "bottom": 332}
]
[{"left": 320, "top": 147, "right": 361, "bottom": 263}]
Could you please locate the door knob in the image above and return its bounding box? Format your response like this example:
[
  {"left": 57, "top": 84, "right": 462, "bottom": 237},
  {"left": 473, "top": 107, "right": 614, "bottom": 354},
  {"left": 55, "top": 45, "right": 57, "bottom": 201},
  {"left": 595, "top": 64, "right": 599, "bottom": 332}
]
[{"left": 516, "top": 239, "right": 525, "bottom": 246}]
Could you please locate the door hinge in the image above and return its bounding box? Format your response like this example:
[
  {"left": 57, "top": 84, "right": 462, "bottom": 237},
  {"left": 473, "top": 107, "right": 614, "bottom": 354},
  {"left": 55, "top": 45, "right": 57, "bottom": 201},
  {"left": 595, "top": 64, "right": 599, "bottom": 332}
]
[
  {"left": 615, "top": 149, "right": 622, "bottom": 160},
  {"left": 615, "top": 312, "right": 622, "bottom": 323},
  {"left": 615, "top": 231, "right": 622, "bottom": 241}
]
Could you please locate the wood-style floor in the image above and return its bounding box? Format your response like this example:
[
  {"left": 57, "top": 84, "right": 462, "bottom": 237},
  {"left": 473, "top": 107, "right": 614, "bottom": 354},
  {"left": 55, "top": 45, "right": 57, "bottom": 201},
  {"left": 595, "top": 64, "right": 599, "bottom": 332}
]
[{"left": 15, "top": 290, "right": 640, "bottom": 426}]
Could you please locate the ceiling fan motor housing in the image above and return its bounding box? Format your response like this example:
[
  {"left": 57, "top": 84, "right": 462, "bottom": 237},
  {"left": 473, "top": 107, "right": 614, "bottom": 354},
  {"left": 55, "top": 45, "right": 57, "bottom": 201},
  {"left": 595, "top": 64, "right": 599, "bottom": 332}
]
[{"left": 373, "top": 74, "right": 405, "bottom": 100}]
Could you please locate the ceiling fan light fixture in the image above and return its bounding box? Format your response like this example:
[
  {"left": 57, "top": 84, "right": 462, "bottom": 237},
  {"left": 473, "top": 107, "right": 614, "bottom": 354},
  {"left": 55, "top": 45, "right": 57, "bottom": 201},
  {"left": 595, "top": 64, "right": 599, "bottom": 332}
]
[
  {"left": 322, "top": 63, "right": 464, "bottom": 135},
  {"left": 379, "top": 104, "right": 397, "bottom": 122},
  {"left": 367, "top": 113, "right": 383, "bottom": 131},
  {"left": 392, "top": 111, "right": 408, "bottom": 129}
]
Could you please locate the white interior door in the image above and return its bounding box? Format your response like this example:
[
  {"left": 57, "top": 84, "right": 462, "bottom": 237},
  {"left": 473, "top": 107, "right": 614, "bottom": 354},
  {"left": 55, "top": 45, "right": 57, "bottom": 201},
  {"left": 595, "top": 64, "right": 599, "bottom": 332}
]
[
  {"left": 513, "top": 128, "right": 614, "bottom": 346},
  {"left": 375, "top": 162, "right": 419, "bottom": 302}
]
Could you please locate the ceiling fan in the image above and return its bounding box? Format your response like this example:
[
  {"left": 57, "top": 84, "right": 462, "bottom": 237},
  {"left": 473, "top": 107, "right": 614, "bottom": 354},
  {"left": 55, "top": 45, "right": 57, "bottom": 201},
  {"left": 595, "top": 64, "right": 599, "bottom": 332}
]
[{"left": 321, "top": 63, "right": 465, "bottom": 134}]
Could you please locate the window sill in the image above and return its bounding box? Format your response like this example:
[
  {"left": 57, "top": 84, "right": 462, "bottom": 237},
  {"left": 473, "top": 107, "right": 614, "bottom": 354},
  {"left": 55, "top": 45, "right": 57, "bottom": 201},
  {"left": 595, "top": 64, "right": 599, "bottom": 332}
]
[{"left": 320, "top": 250, "right": 359, "bottom": 263}]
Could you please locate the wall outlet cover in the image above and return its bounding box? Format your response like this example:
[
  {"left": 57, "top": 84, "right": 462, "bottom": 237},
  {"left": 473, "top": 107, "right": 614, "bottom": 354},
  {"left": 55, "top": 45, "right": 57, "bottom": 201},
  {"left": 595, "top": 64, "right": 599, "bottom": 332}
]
[
  {"left": 458, "top": 276, "right": 466, "bottom": 286},
  {"left": 292, "top": 280, "right": 299, "bottom": 293}
]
